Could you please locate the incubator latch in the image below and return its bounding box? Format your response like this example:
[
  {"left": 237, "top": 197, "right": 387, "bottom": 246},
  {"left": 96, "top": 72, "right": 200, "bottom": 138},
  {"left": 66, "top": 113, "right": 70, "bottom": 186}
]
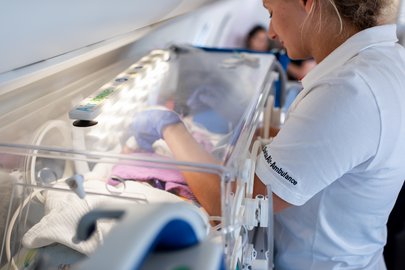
[{"left": 243, "top": 195, "right": 269, "bottom": 228}]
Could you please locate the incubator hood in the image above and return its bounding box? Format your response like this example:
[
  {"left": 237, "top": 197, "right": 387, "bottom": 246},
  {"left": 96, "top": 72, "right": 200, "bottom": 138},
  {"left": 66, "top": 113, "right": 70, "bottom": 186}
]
[{"left": 0, "top": 1, "right": 282, "bottom": 269}]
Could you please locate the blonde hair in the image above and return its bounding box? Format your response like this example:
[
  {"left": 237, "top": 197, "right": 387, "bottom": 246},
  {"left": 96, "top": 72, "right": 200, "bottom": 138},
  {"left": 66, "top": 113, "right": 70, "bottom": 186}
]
[
  {"left": 303, "top": 0, "right": 342, "bottom": 34},
  {"left": 309, "top": 0, "right": 396, "bottom": 33}
]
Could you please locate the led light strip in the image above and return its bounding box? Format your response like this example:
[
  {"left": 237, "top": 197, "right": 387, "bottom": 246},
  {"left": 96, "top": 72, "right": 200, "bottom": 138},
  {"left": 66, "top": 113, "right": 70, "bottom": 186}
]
[
  {"left": 70, "top": 49, "right": 172, "bottom": 151},
  {"left": 69, "top": 49, "right": 171, "bottom": 123}
]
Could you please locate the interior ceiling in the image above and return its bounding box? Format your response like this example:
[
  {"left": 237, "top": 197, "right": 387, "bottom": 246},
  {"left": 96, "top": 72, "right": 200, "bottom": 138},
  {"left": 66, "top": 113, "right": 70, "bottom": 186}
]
[{"left": 0, "top": 0, "right": 218, "bottom": 75}]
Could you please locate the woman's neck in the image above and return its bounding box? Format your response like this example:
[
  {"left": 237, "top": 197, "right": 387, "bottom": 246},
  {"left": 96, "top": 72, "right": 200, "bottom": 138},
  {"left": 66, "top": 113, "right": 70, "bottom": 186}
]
[{"left": 311, "top": 23, "right": 360, "bottom": 63}]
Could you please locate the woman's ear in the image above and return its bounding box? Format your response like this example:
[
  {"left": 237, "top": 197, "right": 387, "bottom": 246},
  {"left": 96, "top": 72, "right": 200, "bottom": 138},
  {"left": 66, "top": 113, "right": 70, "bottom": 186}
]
[{"left": 301, "top": 0, "right": 314, "bottom": 13}]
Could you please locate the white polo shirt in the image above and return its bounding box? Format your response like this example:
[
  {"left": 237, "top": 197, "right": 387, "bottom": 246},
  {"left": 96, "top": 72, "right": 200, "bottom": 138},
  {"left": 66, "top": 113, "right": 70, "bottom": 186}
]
[{"left": 256, "top": 24, "right": 405, "bottom": 269}]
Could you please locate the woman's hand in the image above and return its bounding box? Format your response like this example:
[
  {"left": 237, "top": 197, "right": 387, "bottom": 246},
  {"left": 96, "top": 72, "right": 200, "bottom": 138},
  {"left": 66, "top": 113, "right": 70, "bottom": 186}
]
[{"left": 130, "top": 108, "right": 182, "bottom": 151}]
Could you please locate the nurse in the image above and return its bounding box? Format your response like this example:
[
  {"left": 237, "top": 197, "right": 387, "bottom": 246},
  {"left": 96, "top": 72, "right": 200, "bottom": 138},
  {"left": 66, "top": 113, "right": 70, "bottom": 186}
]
[
  {"left": 130, "top": 0, "right": 405, "bottom": 268},
  {"left": 254, "top": 0, "right": 405, "bottom": 268}
]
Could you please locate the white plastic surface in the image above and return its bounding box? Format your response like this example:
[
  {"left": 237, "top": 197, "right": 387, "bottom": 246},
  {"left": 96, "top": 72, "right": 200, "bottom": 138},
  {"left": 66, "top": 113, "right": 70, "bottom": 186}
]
[
  {"left": 0, "top": 0, "right": 215, "bottom": 74},
  {"left": 74, "top": 202, "right": 209, "bottom": 270}
]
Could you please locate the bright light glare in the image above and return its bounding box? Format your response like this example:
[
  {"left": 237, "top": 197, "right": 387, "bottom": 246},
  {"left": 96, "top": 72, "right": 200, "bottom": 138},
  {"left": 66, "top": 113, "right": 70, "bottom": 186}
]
[{"left": 88, "top": 49, "right": 172, "bottom": 151}]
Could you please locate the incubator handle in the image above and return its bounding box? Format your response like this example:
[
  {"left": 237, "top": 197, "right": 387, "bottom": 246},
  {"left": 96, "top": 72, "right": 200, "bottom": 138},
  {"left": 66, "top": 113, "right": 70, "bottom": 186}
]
[{"left": 73, "top": 202, "right": 212, "bottom": 270}]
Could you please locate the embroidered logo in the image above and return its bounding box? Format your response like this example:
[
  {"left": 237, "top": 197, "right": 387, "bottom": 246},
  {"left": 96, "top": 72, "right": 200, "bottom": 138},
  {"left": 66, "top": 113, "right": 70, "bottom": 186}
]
[{"left": 262, "top": 146, "right": 297, "bottom": 185}]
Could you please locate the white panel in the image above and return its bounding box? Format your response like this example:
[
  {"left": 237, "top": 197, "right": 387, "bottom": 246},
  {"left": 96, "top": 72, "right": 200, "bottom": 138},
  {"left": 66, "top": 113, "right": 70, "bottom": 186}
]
[
  {"left": 129, "top": 0, "right": 249, "bottom": 53},
  {"left": 0, "top": 0, "right": 215, "bottom": 74},
  {"left": 0, "top": 0, "right": 242, "bottom": 97}
]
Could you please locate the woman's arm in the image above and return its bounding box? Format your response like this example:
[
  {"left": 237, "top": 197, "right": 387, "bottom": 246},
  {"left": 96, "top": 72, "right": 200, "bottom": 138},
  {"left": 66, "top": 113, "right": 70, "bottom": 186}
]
[
  {"left": 163, "top": 122, "right": 222, "bottom": 216},
  {"left": 163, "top": 122, "right": 292, "bottom": 215}
]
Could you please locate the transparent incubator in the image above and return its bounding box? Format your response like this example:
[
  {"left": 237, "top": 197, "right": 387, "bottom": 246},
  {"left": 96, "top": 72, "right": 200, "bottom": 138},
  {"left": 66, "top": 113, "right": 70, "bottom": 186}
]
[{"left": 0, "top": 45, "right": 283, "bottom": 270}]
